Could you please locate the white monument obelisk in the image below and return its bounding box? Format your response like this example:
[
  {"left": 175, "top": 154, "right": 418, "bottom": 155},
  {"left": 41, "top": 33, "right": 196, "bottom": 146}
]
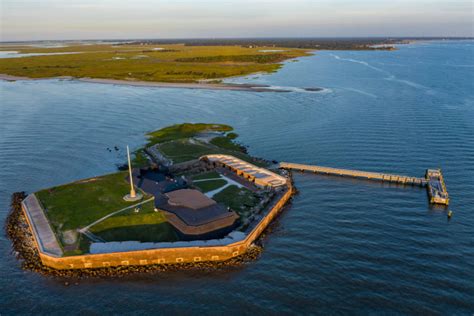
[{"left": 123, "top": 145, "right": 142, "bottom": 201}]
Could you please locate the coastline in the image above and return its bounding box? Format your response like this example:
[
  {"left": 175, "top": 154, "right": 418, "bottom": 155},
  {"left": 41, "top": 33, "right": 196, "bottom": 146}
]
[{"left": 0, "top": 74, "right": 292, "bottom": 92}]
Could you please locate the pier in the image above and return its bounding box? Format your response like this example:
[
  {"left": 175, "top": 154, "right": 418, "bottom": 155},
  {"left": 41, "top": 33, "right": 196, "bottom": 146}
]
[{"left": 279, "top": 162, "right": 449, "bottom": 205}]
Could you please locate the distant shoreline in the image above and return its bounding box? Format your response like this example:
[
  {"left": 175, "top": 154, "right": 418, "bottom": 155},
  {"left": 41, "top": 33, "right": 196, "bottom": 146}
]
[{"left": 0, "top": 74, "right": 292, "bottom": 92}]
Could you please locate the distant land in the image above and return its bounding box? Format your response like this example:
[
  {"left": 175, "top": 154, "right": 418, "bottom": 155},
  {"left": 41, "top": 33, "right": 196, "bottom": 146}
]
[
  {"left": 1, "top": 37, "right": 471, "bottom": 89},
  {"left": 0, "top": 43, "right": 310, "bottom": 87},
  {"left": 0, "top": 37, "right": 404, "bottom": 88}
]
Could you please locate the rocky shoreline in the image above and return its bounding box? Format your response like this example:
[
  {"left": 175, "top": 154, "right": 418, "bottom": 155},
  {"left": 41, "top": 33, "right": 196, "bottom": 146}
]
[{"left": 5, "top": 191, "right": 293, "bottom": 279}]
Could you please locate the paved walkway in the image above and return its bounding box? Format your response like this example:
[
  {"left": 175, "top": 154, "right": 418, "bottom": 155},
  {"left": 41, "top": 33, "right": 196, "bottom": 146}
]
[
  {"left": 22, "top": 194, "right": 63, "bottom": 257},
  {"left": 205, "top": 175, "right": 244, "bottom": 198},
  {"left": 79, "top": 197, "right": 155, "bottom": 232}
]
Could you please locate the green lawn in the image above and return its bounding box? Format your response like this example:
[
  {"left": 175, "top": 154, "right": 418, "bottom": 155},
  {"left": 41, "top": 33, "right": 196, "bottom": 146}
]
[
  {"left": 156, "top": 137, "right": 269, "bottom": 166},
  {"left": 191, "top": 171, "right": 221, "bottom": 180},
  {"left": 193, "top": 179, "right": 227, "bottom": 193},
  {"left": 89, "top": 206, "right": 178, "bottom": 242},
  {"left": 36, "top": 172, "right": 151, "bottom": 232},
  {"left": 139, "top": 123, "right": 270, "bottom": 167},
  {"left": 210, "top": 135, "right": 244, "bottom": 152},
  {"left": 132, "top": 148, "right": 150, "bottom": 168},
  {"left": 63, "top": 235, "right": 92, "bottom": 256},
  {"left": 213, "top": 185, "right": 260, "bottom": 219},
  {"left": 93, "top": 224, "right": 178, "bottom": 243},
  {"left": 146, "top": 123, "right": 232, "bottom": 146},
  {"left": 158, "top": 139, "right": 220, "bottom": 163}
]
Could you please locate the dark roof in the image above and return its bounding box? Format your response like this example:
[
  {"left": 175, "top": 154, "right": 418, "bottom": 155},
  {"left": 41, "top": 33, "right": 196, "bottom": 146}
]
[
  {"left": 166, "top": 189, "right": 216, "bottom": 210},
  {"left": 161, "top": 189, "right": 237, "bottom": 227},
  {"left": 163, "top": 203, "right": 236, "bottom": 227}
]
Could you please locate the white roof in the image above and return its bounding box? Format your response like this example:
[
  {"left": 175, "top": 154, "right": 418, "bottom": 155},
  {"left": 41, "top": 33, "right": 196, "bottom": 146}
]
[{"left": 203, "top": 154, "right": 287, "bottom": 187}]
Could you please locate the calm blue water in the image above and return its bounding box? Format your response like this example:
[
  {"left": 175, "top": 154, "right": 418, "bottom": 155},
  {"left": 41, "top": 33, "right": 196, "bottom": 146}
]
[{"left": 1, "top": 41, "right": 473, "bottom": 314}]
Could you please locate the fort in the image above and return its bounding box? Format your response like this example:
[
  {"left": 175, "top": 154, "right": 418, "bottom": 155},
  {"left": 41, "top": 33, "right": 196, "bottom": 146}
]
[
  {"left": 9, "top": 123, "right": 449, "bottom": 274},
  {"left": 13, "top": 123, "right": 295, "bottom": 271}
]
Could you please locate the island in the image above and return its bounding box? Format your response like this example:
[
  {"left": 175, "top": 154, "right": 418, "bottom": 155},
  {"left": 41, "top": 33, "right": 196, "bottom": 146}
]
[
  {"left": 0, "top": 43, "right": 310, "bottom": 91},
  {"left": 0, "top": 38, "right": 398, "bottom": 91},
  {"left": 7, "top": 123, "right": 295, "bottom": 276}
]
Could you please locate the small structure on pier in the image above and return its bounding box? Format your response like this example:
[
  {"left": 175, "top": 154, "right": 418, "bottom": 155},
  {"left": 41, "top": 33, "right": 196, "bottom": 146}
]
[{"left": 426, "top": 169, "right": 449, "bottom": 205}]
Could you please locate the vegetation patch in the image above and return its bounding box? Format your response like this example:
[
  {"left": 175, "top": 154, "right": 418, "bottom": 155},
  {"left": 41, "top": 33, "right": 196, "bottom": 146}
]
[
  {"left": 93, "top": 224, "right": 178, "bottom": 243},
  {"left": 132, "top": 148, "right": 150, "bottom": 168},
  {"left": 0, "top": 44, "right": 310, "bottom": 82},
  {"left": 146, "top": 123, "right": 232, "bottom": 146},
  {"left": 36, "top": 172, "right": 151, "bottom": 232},
  {"left": 213, "top": 185, "right": 259, "bottom": 220},
  {"left": 194, "top": 179, "right": 228, "bottom": 193},
  {"left": 210, "top": 135, "right": 245, "bottom": 152},
  {"left": 138, "top": 123, "right": 259, "bottom": 165},
  {"left": 158, "top": 139, "right": 217, "bottom": 163},
  {"left": 90, "top": 207, "right": 178, "bottom": 242},
  {"left": 141, "top": 123, "right": 268, "bottom": 167},
  {"left": 175, "top": 54, "right": 287, "bottom": 63},
  {"left": 191, "top": 171, "right": 221, "bottom": 180}
]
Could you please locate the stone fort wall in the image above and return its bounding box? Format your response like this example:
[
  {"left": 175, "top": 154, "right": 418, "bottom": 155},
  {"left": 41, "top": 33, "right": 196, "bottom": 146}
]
[{"left": 23, "top": 183, "right": 294, "bottom": 270}]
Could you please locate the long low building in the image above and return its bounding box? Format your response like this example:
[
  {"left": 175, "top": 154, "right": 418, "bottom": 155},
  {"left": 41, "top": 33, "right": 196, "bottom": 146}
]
[{"left": 201, "top": 154, "right": 288, "bottom": 188}]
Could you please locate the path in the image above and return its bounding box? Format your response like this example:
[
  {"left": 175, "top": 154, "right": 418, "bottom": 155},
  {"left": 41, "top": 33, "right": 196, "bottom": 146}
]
[
  {"left": 79, "top": 197, "right": 155, "bottom": 233},
  {"left": 204, "top": 175, "right": 244, "bottom": 198},
  {"left": 22, "top": 194, "right": 63, "bottom": 257}
]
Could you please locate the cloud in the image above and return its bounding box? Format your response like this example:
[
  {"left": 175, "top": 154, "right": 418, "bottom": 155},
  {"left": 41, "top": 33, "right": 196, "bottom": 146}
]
[{"left": 1, "top": 0, "right": 472, "bottom": 41}]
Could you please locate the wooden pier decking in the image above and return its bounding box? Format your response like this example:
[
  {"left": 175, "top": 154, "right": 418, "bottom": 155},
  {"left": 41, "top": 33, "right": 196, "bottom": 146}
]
[
  {"left": 279, "top": 162, "right": 450, "bottom": 205},
  {"left": 279, "top": 162, "right": 427, "bottom": 186}
]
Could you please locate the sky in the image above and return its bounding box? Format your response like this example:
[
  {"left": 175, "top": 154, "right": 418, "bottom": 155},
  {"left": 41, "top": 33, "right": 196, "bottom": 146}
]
[{"left": 1, "top": 0, "right": 473, "bottom": 41}]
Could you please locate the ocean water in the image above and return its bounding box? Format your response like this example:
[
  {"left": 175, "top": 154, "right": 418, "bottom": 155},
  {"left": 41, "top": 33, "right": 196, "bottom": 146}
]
[{"left": 0, "top": 41, "right": 473, "bottom": 314}]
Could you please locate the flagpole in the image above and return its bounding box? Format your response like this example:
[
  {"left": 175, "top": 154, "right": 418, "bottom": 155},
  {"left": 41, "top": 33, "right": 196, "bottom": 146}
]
[{"left": 127, "top": 145, "right": 136, "bottom": 198}]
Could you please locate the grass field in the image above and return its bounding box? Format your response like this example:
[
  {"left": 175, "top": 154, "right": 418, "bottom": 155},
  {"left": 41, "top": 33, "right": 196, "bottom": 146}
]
[
  {"left": 138, "top": 123, "right": 269, "bottom": 167},
  {"left": 209, "top": 134, "right": 244, "bottom": 152},
  {"left": 0, "top": 44, "right": 310, "bottom": 82},
  {"left": 158, "top": 139, "right": 216, "bottom": 163},
  {"left": 89, "top": 206, "right": 178, "bottom": 243},
  {"left": 213, "top": 185, "right": 259, "bottom": 220},
  {"left": 191, "top": 171, "right": 221, "bottom": 180},
  {"left": 193, "top": 179, "right": 228, "bottom": 193},
  {"left": 36, "top": 172, "right": 151, "bottom": 232},
  {"left": 146, "top": 123, "right": 232, "bottom": 145}
]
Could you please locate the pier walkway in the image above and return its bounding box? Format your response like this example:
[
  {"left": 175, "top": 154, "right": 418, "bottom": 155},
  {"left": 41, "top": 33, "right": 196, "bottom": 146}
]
[
  {"left": 279, "top": 162, "right": 449, "bottom": 205},
  {"left": 279, "top": 162, "right": 427, "bottom": 186}
]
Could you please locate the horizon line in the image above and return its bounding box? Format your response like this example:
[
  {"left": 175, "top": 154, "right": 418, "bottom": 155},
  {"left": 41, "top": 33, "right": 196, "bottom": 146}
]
[{"left": 1, "top": 36, "right": 474, "bottom": 44}]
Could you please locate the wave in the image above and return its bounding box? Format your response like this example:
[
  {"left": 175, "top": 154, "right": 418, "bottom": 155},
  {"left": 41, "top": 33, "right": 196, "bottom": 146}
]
[
  {"left": 330, "top": 54, "right": 434, "bottom": 93},
  {"left": 330, "top": 54, "right": 389, "bottom": 75},
  {"left": 444, "top": 63, "right": 474, "bottom": 68},
  {"left": 342, "top": 88, "right": 377, "bottom": 99},
  {"left": 264, "top": 85, "right": 332, "bottom": 94},
  {"left": 384, "top": 75, "right": 432, "bottom": 91}
]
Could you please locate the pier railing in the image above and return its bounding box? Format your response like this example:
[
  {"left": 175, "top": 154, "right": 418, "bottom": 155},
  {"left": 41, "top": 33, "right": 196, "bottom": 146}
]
[{"left": 279, "top": 162, "right": 427, "bottom": 186}]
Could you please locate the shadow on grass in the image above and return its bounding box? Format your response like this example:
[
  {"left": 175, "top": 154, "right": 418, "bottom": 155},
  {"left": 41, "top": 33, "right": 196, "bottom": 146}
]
[{"left": 94, "top": 223, "right": 179, "bottom": 243}]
